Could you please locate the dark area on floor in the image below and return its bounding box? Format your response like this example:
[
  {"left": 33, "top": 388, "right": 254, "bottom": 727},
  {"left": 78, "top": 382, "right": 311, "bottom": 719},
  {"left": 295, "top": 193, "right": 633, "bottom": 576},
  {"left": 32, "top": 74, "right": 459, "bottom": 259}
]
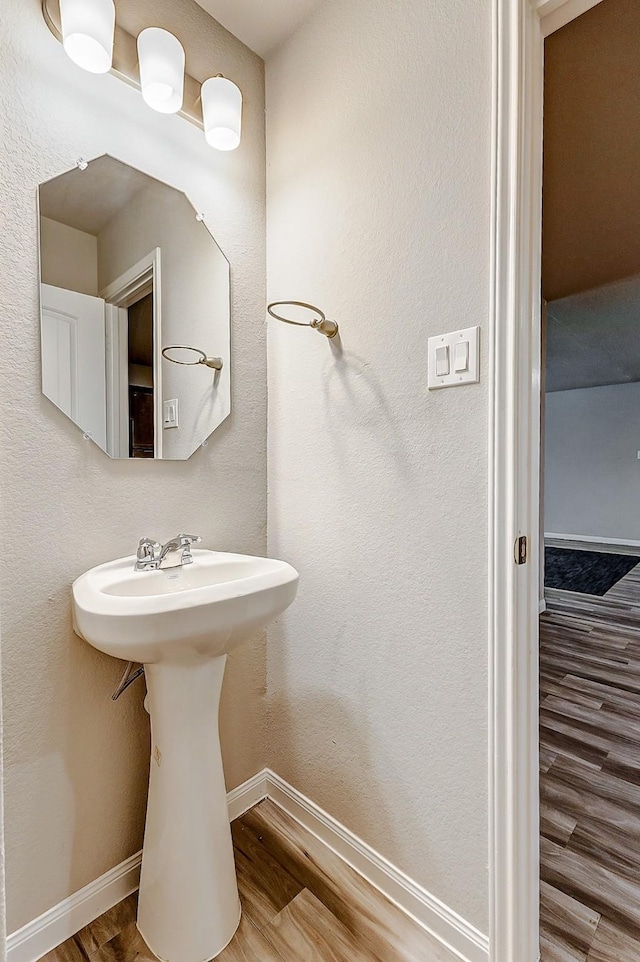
[{"left": 544, "top": 546, "right": 640, "bottom": 595}]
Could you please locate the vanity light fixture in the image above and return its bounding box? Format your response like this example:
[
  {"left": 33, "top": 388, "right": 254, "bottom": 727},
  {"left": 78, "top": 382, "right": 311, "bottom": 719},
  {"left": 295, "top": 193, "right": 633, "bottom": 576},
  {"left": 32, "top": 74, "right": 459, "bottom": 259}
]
[
  {"left": 43, "top": 0, "right": 243, "bottom": 150},
  {"left": 202, "top": 76, "right": 243, "bottom": 152},
  {"left": 59, "top": 0, "right": 115, "bottom": 74},
  {"left": 137, "top": 28, "right": 185, "bottom": 114}
]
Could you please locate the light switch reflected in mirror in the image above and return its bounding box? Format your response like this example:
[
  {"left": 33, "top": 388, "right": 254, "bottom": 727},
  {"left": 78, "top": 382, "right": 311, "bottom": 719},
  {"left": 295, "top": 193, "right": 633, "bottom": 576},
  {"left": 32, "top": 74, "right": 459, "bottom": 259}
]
[{"left": 38, "top": 155, "right": 230, "bottom": 459}]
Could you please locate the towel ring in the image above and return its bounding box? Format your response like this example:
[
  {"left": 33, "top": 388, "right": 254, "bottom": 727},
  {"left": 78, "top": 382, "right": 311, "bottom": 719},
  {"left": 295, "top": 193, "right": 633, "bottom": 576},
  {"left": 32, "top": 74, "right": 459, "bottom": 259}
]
[
  {"left": 162, "top": 346, "right": 223, "bottom": 371},
  {"left": 267, "top": 301, "right": 339, "bottom": 338}
]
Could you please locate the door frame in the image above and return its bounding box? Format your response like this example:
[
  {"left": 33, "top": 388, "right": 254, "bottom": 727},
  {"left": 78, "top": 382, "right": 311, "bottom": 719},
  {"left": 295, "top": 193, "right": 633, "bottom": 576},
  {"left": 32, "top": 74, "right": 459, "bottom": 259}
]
[
  {"left": 100, "top": 249, "right": 163, "bottom": 459},
  {"left": 489, "top": 1, "right": 605, "bottom": 960},
  {"left": 104, "top": 303, "right": 128, "bottom": 458}
]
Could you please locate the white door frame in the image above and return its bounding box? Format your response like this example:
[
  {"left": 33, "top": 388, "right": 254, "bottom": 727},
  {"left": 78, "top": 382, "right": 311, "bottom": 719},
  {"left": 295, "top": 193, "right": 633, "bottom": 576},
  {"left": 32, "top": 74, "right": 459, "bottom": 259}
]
[
  {"left": 489, "top": 1, "right": 605, "bottom": 960},
  {"left": 104, "top": 303, "right": 129, "bottom": 458},
  {"left": 100, "top": 249, "right": 163, "bottom": 458}
]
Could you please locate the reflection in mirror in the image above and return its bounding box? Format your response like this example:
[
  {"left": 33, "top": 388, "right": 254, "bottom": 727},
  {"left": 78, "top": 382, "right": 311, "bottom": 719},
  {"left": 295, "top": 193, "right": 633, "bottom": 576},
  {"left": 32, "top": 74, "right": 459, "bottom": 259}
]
[{"left": 38, "top": 155, "right": 230, "bottom": 459}]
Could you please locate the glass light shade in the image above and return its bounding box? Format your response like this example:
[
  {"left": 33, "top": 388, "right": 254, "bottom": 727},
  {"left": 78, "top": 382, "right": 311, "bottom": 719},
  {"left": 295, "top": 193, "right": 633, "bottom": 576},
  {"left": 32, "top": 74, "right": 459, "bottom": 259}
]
[
  {"left": 201, "top": 77, "right": 242, "bottom": 151},
  {"left": 137, "top": 28, "right": 185, "bottom": 114},
  {"left": 60, "top": 0, "right": 115, "bottom": 74}
]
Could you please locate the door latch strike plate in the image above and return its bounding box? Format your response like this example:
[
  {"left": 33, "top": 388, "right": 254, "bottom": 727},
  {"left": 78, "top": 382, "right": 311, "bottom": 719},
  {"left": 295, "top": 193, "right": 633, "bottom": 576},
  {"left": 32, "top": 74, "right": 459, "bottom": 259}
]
[{"left": 515, "top": 535, "right": 527, "bottom": 565}]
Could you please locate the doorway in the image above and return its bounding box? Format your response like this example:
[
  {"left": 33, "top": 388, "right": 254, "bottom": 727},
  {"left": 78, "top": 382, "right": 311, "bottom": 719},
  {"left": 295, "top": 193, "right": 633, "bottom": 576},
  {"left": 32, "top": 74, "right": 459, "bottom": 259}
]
[
  {"left": 101, "top": 248, "right": 163, "bottom": 459},
  {"left": 489, "top": 1, "right": 610, "bottom": 961},
  {"left": 538, "top": 0, "right": 640, "bottom": 956},
  {"left": 127, "top": 291, "right": 155, "bottom": 458}
]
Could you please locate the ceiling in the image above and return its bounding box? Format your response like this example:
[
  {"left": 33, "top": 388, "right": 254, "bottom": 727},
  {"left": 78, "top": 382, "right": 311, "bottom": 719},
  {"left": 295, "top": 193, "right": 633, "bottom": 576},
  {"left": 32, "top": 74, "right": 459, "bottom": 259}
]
[
  {"left": 546, "top": 274, "right": 640, "bottom": 392},
  {"left": 543, "top": 0, "right": 640, "bottom": 301},
  {"left": 193, "top": 0, "right": 324, "bottom": 58},
  {"left": 39, "top": 156, "right": 171, "bottom": 236}
]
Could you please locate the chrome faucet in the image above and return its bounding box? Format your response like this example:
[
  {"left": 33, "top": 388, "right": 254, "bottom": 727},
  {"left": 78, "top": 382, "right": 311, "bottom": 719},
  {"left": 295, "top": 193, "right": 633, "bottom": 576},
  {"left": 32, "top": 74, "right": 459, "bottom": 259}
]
[
  {"left": 134, "top": 534, "right": 201, "bottom": 571},
  {"left": 158, "top": 534, "right": 201, "bottom": 569},
  {"left": 135, "top": 537, "right": 162, "bottom": 571}
]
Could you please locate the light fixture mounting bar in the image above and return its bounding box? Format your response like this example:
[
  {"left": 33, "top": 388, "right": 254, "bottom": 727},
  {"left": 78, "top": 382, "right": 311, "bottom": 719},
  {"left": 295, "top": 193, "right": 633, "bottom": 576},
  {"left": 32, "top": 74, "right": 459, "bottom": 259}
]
[{"left": 42, "top": 0, "right": 205, "bottom": 130}]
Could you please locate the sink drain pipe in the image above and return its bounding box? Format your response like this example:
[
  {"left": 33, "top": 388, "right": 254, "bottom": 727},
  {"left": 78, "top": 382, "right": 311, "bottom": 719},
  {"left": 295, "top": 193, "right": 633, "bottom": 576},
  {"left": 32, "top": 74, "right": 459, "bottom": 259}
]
[{"left": 112, "top": 661, "right": 145, "bottom": 700}]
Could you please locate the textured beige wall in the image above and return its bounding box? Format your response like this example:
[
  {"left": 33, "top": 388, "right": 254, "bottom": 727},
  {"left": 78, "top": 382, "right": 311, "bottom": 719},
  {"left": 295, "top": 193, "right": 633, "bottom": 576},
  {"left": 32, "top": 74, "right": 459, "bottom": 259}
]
[
  {"left": 0, "top": 0, "right": 266, "bottom": 934},
  {"left": 266, "top": 0, "right": 491, "bottom": 933},
  {"left": 40, "top": 219, "right": 99, "bottom": 296}
]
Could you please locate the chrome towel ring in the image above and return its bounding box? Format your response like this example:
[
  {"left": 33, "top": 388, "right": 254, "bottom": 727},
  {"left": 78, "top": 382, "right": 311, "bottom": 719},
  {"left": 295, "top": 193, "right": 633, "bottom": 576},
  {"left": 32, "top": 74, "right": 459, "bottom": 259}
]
[
  {"left": 162, "top": 346, "right": 223, "bottom": 371},
  {"left": 267, "top": 301, "right": 339, "bottom": 338}
]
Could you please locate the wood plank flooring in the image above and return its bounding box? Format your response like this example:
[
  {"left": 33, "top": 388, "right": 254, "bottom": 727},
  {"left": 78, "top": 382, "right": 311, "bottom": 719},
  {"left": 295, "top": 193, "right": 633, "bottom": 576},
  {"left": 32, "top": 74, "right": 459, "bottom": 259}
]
[
  {"left": 40, "top": 800, "right": 457, "bottom": 962},
  {"left": 541, "top": 547, "right": 640, "bottom": 960}
]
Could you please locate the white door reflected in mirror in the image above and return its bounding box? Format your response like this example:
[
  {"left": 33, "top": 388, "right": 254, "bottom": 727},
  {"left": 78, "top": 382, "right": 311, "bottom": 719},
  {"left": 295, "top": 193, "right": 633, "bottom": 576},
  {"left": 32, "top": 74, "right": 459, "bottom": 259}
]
[{"left": 41, "top": 284, "right": 107, "bottom": 449}]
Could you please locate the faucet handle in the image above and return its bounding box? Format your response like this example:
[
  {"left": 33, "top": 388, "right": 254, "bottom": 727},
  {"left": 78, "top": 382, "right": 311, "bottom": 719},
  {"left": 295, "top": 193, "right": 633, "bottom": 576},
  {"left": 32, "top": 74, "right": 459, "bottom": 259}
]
[
  {"left": 176, "top": 533, "right": 201, "bottom": 546},
  {"left": 137, "top": 536, "right": 161, "bottom": 563},
  {"left": 173, "top": 533, "right": 201, "bottom": 565},
  {"left": 135, "top": 537, "right": 162, "bottom": 571}
]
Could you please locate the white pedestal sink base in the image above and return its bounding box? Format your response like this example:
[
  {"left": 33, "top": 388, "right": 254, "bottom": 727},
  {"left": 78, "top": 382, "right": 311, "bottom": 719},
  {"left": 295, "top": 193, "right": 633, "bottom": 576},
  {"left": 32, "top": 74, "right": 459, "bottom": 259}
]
[
  {"left": 72, "top": 549, "right": 299, "bottom": 960},
  {"left": 137, "top": 656, "right": 241, "bottom": 962}
]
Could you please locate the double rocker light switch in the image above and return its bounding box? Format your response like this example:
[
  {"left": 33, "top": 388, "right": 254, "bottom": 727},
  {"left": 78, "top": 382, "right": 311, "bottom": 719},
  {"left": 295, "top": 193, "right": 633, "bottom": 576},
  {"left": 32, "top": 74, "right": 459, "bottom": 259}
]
[{"left": 428, "top": 326, "right": 480, "bottom": 389}]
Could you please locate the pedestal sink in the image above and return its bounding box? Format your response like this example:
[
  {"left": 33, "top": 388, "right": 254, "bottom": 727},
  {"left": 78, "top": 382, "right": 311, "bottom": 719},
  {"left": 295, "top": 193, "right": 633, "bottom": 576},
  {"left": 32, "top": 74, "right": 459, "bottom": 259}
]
[{"left": 72, "top": 549, "right": 299, "bottom": 962}]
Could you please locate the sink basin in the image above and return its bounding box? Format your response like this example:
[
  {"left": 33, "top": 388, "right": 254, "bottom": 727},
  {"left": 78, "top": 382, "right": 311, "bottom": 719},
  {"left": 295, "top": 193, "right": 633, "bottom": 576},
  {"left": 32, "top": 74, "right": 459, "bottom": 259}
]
[
  {"left": 72, "top": 548, "right": 298, "bottom": 962},
  {"left": 73, "top": 549, "right": 298, "bottom": 663}
]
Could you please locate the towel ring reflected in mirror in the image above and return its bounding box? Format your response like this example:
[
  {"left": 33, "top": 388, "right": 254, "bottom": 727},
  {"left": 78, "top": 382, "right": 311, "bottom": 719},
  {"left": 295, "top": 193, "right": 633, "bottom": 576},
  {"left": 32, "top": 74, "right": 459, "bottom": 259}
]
[
  {"left": 267, "top": 301, "right": 339, "bottom": 338},
  {"left": 162, "top": 346, "right": 223, "bottom": 371}
]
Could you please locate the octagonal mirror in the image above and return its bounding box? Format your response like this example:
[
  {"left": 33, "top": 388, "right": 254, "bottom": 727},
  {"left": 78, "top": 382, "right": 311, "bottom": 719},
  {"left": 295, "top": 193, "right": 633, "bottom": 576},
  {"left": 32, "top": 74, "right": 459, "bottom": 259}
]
[{"left": 38, "top": 155, "right": 230, "bottom": 459}]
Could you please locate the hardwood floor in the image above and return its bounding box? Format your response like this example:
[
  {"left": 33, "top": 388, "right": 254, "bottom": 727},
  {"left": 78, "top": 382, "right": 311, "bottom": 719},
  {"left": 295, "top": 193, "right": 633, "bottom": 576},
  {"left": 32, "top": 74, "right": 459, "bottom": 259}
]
[
  {"left": 40, "top": 800, "right": 456, "bottom": 962},
  {"left": 541, "top": 550, "right": 640, "bottom": 961}
]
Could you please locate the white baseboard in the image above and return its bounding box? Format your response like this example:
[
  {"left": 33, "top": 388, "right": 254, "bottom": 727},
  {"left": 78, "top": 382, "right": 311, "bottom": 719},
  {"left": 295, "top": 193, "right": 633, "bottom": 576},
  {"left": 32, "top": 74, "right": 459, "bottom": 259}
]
[
  {"left": 7, "top": 772, "right": 267, "bottom": 962},
  {"left": 539, "top": 599, "right": 547, "bottom": 614},
  {"left": 7, "top": 852, "right": 142, "bottom": 962},
  {"left": 9, "top": 769, "right": 488, "bottom": 962},
  {"left": 263, "top": 770, "right": 488, "bottom": 962},
  {"left": 545, "top": 532, "right": 640, "bottom": 548},
  {"left": 227, "top": 769, "right": 269, "bottom": 821}
]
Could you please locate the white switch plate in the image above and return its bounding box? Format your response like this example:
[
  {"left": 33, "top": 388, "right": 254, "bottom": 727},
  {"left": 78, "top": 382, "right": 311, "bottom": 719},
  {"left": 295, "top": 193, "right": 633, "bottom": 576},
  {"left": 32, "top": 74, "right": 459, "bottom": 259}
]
[
  {"left": 428, "top": 326, "right": 480, "bottom": 389},
  {"left": 163, "top": 398, "right": 179, "bottom": 429}
]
